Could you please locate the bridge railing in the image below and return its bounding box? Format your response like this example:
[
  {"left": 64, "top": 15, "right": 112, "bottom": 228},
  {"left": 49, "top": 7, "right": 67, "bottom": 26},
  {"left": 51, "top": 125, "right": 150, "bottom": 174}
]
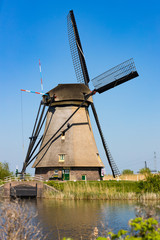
[{"left": 4, "top": 175, "right": 44, "bottom": 183}]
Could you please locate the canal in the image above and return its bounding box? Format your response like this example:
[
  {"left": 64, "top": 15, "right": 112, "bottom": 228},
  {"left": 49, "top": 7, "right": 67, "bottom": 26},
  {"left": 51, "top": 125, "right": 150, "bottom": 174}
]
[{"left": 28, "top": 199, "right": 136, "bottom": 239}]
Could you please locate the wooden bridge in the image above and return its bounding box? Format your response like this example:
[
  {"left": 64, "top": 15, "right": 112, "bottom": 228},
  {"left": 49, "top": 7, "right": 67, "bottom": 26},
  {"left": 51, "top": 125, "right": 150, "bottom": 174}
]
[{"left": 3, "top": 175, "right": 44, "bottom": 198}]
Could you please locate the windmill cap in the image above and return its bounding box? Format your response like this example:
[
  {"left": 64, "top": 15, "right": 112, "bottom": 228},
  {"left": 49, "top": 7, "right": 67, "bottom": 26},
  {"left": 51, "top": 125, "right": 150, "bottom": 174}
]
[{"left": 43, "top": 83, "right": 93, "bottom": 106}]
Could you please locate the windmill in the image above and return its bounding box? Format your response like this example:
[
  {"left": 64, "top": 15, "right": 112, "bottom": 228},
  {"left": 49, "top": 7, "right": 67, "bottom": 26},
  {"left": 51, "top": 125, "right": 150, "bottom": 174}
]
[{"left": 21, "top": 10, "right": 139, "bottom": 180}]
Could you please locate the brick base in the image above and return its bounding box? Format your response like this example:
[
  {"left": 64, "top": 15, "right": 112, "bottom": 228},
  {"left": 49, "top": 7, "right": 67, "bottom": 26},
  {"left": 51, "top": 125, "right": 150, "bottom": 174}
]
[
  {"left": 3, "top": 181, "right": 44, "bottom": 198},
  {"left": 35, "top": 167, "right": 103, "bottom": 181}
]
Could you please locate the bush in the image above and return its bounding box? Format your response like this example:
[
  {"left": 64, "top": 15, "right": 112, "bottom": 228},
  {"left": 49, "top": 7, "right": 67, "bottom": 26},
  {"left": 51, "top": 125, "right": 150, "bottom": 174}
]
[
  {"left": 122, "top": 169, "right": 133, "bottom": 175},
  {"left": 139, "top": 167, "right": 151, "bottom": 175},
  {"left": 138, "top": 174, "right": 160, "bottom": 193},
  {"left": 0, "top": 200, "right": 45, "bottom": 239},
  {"left": 0, "top": 162, "right": 13, "bottom": 180},
  {"left": 97, "top": 217, "right": 160, "bottom": 239}
]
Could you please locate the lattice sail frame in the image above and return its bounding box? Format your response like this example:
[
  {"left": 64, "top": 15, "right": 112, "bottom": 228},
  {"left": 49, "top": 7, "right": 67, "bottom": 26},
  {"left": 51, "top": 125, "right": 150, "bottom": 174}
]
[
  {"left": 67, "top": 11, "right": 88, "bottom": 85},
  {"left": 92, "top": 58, "right": 138, "bottom": 93}
]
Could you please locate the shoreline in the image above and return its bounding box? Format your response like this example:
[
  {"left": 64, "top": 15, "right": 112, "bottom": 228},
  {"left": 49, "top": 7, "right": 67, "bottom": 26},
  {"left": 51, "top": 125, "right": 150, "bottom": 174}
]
[{"left": 43, "top": 180, "right": 160, "bottom": 200}]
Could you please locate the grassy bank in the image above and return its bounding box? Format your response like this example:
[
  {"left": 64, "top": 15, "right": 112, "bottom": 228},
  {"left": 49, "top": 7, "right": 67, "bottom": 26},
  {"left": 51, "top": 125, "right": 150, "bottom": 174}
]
[
  {"left": 44, "top": 180, "right": 160, "bottom": 200},
  {"left": 0, "top": 180, "right": 4, "bottom": 185}
]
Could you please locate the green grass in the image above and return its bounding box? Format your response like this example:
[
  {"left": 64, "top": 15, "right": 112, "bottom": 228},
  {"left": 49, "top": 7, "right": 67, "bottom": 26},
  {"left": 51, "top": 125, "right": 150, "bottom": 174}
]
[
  {"left": 44, "top": 180, "right": 142, "bottom": 200},
  {"left": 0, "top": 180, "right": 4, "bottom": 185},
  {"left": 44, "top": 178, "right": 160, "bottom": 200},
  {"left": 46, "top": 180, "right": 139, "bottom": 191}
]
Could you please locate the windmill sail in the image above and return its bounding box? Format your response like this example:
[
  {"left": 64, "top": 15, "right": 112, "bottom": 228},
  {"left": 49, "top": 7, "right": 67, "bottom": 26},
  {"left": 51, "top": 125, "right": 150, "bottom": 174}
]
[
  {"left": 92, "top": 58, "right": 139, "bottom": 93},
  {"left": 67, "top": 10, "right": 121, "bottom": 177},
  {"left": 67, "top": 10, "right": 90, "bottom": 85}
]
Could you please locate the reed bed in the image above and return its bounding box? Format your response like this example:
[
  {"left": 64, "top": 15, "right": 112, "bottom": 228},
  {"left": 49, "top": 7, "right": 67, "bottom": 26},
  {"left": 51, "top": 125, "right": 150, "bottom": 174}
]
[{"left": 43, "top": 180, "right": 160, "bottom": 200}]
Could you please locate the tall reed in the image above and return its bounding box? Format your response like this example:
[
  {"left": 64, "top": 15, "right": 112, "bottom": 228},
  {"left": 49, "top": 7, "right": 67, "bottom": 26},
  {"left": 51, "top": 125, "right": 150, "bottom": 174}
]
[
  {"left": 44, "top": 180, "right": 151, "bottom": 200},
  {"left": 0, "top": 200, "right": 46, "bottom": 240}
]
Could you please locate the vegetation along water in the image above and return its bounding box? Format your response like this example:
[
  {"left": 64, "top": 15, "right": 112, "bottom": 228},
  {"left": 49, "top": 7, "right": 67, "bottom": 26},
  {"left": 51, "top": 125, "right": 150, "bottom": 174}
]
[
  {"left": 44, "top": 174, "right": 160, "bottom": 200},
  {"left": 1, "top": 163, "right": 160, "bottom": 239}
]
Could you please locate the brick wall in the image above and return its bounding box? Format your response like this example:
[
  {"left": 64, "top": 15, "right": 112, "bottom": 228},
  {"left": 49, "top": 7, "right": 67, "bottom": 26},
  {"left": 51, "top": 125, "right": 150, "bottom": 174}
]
[
  {"left": 3, "top": 181, "right": 44, "bottom": 198},
  {"left": 35, "top": 167, "right": 102, "bottom": 181},
  {"left": 70, "top": 167, "right": 101, "bottom": 181}
]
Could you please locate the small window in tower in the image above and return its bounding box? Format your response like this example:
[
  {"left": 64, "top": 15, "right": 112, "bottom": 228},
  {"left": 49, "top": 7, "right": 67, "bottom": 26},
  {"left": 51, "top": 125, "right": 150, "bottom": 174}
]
[
  {"left": 61, "top": 131, "right": 65, "bottom": 140},
  {"left": 59, "top": 154, "right": 65, "bottom": 162}
]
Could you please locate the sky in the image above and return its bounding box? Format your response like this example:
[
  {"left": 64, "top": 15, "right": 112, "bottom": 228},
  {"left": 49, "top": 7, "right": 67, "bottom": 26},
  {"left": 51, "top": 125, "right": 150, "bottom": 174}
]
[{"left": 0, "top": 0, "right": 160, "bottom": 175}]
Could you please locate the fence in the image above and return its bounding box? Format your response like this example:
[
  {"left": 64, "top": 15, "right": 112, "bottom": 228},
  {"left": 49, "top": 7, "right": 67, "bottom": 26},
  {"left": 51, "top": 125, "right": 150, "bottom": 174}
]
[{"left": 4, "top": 175, "right": 44, "bottom": 183}]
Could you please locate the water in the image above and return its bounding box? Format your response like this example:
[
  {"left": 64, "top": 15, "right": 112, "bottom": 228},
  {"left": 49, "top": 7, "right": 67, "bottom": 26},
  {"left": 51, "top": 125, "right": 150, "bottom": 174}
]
[{"left": 30, "top": 199, "right": 136, "bottom": 239}]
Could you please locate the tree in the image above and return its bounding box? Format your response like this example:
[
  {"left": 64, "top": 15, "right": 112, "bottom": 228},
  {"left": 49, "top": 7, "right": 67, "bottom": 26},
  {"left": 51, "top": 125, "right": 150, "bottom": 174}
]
[
  {"left": 122, "top": 169, "right": 133, "bottom": 175},
  {"left": 139, "top": 167, "right": 151, "bottom": 175},
  {"left": 0, "top": 162, "right": 13, "bottom": 179}
]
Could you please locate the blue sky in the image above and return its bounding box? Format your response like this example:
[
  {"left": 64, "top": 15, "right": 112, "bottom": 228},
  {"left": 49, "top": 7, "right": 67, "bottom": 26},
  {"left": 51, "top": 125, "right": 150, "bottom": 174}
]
[{"left": 0, "top": 0, "right": 160, "bottom": 175}]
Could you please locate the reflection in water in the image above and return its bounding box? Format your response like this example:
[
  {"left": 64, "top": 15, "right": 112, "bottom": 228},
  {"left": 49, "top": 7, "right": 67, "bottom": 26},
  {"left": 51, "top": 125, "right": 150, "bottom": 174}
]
[{"left": 34, "top": 199, "right": 135, "bottom": 240}]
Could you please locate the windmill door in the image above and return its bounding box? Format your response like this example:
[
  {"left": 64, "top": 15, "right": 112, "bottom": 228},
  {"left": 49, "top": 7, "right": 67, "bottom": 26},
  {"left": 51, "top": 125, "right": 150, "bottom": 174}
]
[
  {"left": 62, "top": 169, "right": 70, "bottom": 180},
  {"left": 64, "top": 169, "right": 70, "bottom": 180}
]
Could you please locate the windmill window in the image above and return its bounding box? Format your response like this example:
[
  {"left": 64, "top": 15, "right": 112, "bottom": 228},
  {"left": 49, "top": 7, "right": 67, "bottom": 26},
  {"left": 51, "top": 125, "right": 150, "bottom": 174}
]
[
  {"left": 61, "top": 131, "right": 65, "bottom": 140},
  {"left": 59, "top": 154, "right": 65, "bottom": 162}
]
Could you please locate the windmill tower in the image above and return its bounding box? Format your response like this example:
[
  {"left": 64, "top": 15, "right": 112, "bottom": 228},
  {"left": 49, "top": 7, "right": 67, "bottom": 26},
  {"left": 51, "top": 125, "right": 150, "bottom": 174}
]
[
  {"left": 32, "top": 84, "right": 104, "bottom": 180},
  {"left": 21, "top": 10, "right": 139, "bottom": 180}
]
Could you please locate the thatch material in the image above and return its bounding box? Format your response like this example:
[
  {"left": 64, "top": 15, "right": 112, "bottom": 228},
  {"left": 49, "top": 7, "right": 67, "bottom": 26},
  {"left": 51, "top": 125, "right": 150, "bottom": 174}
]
[{"left": 32, "top": 84, "right": 104, "bottom": 169}]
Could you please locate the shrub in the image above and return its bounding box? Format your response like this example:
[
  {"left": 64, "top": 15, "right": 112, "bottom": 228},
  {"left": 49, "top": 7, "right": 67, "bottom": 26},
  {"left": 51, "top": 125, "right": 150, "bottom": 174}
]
[
  {"left": 122, "top": 169, "right": 133, "bottom": 175},
  {"left": 139, "top": 167, "right": 151, "bottom": 175},
  {"left": 0, "top": 200, "right": 45, "bottom": 239},
  {"left": 138, "top": 174, "right": 160, "bottom": 193},
  {"left": 101, "top": 217, "right": 160, "bottom": 239},
  {"left": 0, "top": 162, "right": 13, "bottom": 180},
  {"left": 96, "top": 203, "right": 160, "bottom": 240}
]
